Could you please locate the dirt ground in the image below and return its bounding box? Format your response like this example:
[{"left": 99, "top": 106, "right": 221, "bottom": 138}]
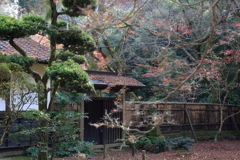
[{"left": 54, "top": 139, "right": 240, "bottom": 160}]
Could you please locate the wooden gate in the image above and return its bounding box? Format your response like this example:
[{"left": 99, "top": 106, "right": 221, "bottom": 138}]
[{"left": 84, "top": 98, "right": 122, "bottom": 145}]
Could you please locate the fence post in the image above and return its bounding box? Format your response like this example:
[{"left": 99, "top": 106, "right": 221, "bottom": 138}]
[
  {"left": 132, "top": 144, "right": 135, "bottom": 156},
  {"left": 142, "top": 150, "right": 146, "bottom": 160},
  {"left": 103, "top": 144, "right": 106, "bottom": 159},
  {"left": 184, "top": 104, "right": 187, "bottom": 131}
]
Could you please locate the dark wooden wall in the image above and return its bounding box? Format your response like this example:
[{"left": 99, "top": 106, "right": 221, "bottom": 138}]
[
  {"left": 125, "top": 102, "right": 240, "bottom": 133},
  {"left": 0, "top": 112, "right": 35, "bottom": 149}
]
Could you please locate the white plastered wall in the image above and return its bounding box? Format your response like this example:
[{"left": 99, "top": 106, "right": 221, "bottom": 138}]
[
  {"left": 0, "top": 63, "right": 51, "bottom": 111},
  {"left": 0, "top": 99, "right": 5, "bottom": 111}
]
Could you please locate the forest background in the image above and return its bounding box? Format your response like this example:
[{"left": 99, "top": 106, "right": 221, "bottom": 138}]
[
  {"left": 1, "top": 0, "right": 240, "bottom": 104},
  {"left": 0, "top": 0, "right": 239, "bottom": 159}
]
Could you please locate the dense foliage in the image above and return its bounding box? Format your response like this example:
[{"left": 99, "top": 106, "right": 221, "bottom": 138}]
[
  {"left": 12, "top": 110, "right": 94, "bottom": 159},
  {"left": 0, "top": 15, "right": 47, "bottom": 39},
  {"left": 61, "top": 0, "right": 98, "bottom": 16},
  {"left": 0, "top": 0, "right": 98, "bottom": 159},
  {"left": 168, "top": 137, "right": 195, "bottom": 151},
  {"left": 56, "top": 29, "right": 96, "bottom": 55},
  {"left": 72, "top": 0, "right": 240, "bottom": 104},
  {"left": 46, "top": 60, "right": 94, "bottom": 93},
  {"left": 148, "top": 138, "right": 169, "bottom": 153}
]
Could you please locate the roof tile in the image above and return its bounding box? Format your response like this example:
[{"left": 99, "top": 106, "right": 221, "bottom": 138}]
[
  {"left": 86, "top": 70, "right": 145, "bottom": 88},
  {"left": 0, "top": 38, "right": 50, "bottom": 62}
]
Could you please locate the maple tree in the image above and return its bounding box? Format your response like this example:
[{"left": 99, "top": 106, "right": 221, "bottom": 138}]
[
  {"left": 95, "top": 0, "right": 240, "bottom": 102},
  {"left": 88, "top": 0, "right": 240, "bottom": 145},
  {"left": 22, "top": 0, "right": 240, "bottom": 103}
]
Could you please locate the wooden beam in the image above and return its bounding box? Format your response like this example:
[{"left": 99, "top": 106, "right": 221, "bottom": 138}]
[{"left": 90, "top": 143, "right": 122, "bottom": 149}]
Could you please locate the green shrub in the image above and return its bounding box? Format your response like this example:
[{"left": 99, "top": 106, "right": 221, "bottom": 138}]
[
  {"left": 55, "top": 141, "right": 95, "bottom": 157},
  {"left": 125, "top": 134, "right": 140, "bottom": 146},
  {"left": 26, "top": 146, "right": 39, "bottom": 158},
  {"left": 13, "top": 110, "right": 94, "bottom": 159},
  {"left": 147, "top": 136, "right": 160, "bottom": 144},
  {"left": 168, "top": 137, "right": 195, "bottom": 151},
  {"left": 135, "top": 137, "right": 152, "bottom": 150},
  {"left": 126, "top": 136, "right": 152, "bottom": 150},
  {"left": 148, "top": 138, "right": 169, "bottom": 153},
  {"left": 26, "top": 141, "right": 94, "bottom": 158},
  {"left": 147, "top": 125, "right": 162, "bottom": 137}
]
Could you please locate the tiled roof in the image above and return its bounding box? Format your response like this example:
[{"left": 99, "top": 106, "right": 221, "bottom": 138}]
[
  {"left": 30, "top": 34, "right": 63, "bottom": 49},
  {"left": 0, "top": 38, "right": 50, "bottom": 62},
  {"left": 86, "top": 70, "right": 145, "bottom": 91}
]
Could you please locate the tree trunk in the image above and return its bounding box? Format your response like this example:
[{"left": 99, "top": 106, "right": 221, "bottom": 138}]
[
  {"left": 38, "top": 120, "right": 49, "bottom": 160},
  {"left": 38, "top": 90, "right": 49, "bottom": 160}
]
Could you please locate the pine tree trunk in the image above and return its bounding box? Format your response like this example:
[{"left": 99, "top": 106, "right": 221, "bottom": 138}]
[
  {"left": 38, "top": 120, "right": 49, "bottom": 160},
  {"left": 38, "top": 132, "right": 48, "bottom": 160},
  {"left": 38, "top": 91, "right": 49, "bottom": 160}
]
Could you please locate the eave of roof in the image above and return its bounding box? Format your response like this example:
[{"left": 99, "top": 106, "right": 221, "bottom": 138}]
[{"left": 85, "top": 70, "right": 145, "bottom": 91}]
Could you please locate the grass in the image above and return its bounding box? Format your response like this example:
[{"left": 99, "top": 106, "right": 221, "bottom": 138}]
[
  {"left": 1, "top": 156, "right": 36, "bottom": 160},
  {"left": 163, "top": 130, "right": 238, "bottom": 141}
]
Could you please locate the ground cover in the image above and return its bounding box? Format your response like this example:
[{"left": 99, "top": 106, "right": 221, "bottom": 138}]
[
  {"left": 2, "top": 131, "right": 239, "bottom": 160},
  {"left": 53, "top": 139, "right": 240, "bottom": 160}
]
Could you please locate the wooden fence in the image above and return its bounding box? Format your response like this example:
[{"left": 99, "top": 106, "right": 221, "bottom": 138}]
[
  {"left": 124, "top": 102, "right": 240, "bottom": 133},
  {"left": 1, "top": 102, "right": 240, "bottom": 149},
  {"left": 0, "top": 112, "right": 36, "bottom": 149}
]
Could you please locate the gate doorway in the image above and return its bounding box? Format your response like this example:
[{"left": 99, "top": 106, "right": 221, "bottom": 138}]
[{"left": 84, "top": 98, "right": 122, "bottom": 145}]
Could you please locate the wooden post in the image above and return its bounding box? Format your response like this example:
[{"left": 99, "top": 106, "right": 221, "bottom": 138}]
[
  {"left": 103, "top": 144, "right": 106, "bottom": 159},
  {"left": 132, "top": 144, "right": 135, "bottom": 156},
  {"left": 184, "top": 108, "right": 198, "bottom": 143},
  {"left": 184, "top": 105, "right": 187, "bottom": 132},
  {"left": 122, "top": 94, "right": 126, "bottom": 139},
  {"left": 110, "top": 158, "right": 114, "bottom": 160},
  {"left": 142, "top": 150, "right": 146, "bottom": 160},
  {"left": 80, "top": 100, "right": 84, "bottom": 141}
]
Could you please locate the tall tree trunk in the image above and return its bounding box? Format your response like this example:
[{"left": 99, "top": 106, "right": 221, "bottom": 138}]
[
  {"left": 38, "top": 120, "right": 49, "bottom": 160},
  {"left": 38, "top": 87, "right": 49, "bottom": 160},
  {"left": 38, "top": 1, "right": 58, "bottom": 159}
]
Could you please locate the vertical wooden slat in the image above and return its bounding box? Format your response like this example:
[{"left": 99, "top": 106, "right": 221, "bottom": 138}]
[{"left": 184, "top": 105, "right": 187, "bottom": 131}]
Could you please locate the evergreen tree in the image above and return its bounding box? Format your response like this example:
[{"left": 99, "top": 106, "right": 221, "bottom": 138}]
[{"left": 0, "top": 0, "right": 98, "bottom": 159}]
